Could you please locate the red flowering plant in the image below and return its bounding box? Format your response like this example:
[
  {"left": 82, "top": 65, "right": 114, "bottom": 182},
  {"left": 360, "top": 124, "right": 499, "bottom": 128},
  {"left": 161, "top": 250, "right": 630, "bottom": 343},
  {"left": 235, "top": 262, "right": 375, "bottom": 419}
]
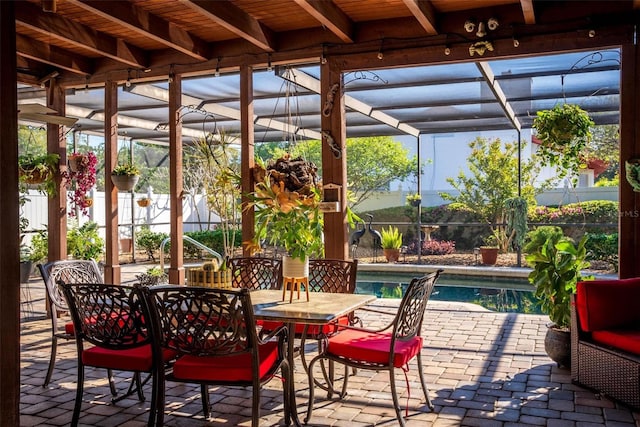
[{"left": 62, "top": 152, "right": 97, "bottom": 217}]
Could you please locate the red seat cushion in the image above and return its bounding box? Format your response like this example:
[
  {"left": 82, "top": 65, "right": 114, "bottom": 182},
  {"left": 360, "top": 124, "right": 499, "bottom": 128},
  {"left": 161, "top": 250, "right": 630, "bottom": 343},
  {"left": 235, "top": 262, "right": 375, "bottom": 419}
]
[
  {"left": 172, "top": 341, "right": 280, "bottom": 382},
  {"left": 65, "top": 322, "right": 74, "bottom": 335},
  {"left": 576, "top": 278, "right": 640, "bottom": 332},
  {"left": 83, "top": 345, "right": 176, "bottom": 372},
  {"left": 592, "top": 329, "right": 640, "bottom": 355},
  {"left": 326, "top": 329, "right": 423, "bottom": 367}
]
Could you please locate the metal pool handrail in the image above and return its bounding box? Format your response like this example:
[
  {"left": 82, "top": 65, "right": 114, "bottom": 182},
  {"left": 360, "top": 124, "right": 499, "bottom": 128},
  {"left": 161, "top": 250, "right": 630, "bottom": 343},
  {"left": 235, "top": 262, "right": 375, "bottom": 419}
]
[{"left": 159, "top": 235, "right": 223, "bottom": 271}]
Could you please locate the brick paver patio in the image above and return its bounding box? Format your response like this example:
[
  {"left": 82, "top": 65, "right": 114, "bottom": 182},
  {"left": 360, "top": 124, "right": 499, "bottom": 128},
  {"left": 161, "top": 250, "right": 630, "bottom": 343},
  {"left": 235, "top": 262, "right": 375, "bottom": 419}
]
[{"left": 18, "top": 266, "right": 640, "bottom": 426}]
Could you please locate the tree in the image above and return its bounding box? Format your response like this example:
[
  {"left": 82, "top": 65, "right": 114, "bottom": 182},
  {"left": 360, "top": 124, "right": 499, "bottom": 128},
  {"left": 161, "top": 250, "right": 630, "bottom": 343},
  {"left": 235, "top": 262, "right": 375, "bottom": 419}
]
[
  {"left": 284, "top": 136, "right": 416, "bottom": 208},
  {"left": 440, "top": 137, "right": 546, "bottom": 252},
  {"left": 587, "top": 124, "right": 619, "bottom": 182}
]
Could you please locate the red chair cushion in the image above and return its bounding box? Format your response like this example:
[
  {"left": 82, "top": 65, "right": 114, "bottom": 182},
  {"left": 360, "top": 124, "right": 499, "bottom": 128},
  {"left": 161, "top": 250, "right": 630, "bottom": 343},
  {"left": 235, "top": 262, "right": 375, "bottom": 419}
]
[
  {"left": 65, "top": 322, "right": 74, "bottom": 335},
  {"left": 83, "top": 345, "right": 176, "bottom": 372},
  {"left": 576, "top": 278, "right": 640, "bottom": 332},
  {"left": 326, "top": 329, "right": 423, "bottom": 367},
  {"left": 172, "top": 341, "right": 280, "bottom": 382},
  {"left": 592, "top": 329, "right": 640, "bottom": 355}
]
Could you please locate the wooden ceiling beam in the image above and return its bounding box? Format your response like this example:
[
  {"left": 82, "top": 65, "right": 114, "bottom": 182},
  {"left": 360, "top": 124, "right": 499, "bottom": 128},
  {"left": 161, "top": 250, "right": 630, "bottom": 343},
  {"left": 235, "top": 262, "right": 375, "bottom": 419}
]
[
  {"left": 67, "top": 0, "right": 210, "bottom": 61},
  {"left": 16, "top": 34, "right": 92, "bottom": 76},
  {"left": 181, "top": 0, "right": 276, "bottom": 52},
  {"left": 520, "top": 0, "right": 536, "bottom": 24},
  {"left": 15, "top": 1, "right": 147, "bottom": 69},
  {"left": 291, "top": 0, "right": 354, "bottom": 43},
  {"left": 402, "top": 0, "right": 438, "bottom": 35}
]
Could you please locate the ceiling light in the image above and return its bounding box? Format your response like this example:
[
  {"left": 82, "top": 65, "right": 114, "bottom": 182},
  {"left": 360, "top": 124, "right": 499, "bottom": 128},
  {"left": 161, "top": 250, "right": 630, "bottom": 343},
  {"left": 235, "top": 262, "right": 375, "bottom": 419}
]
[
  {"left": 125, "top": 69, "right": 132, "bottom": 88},
  {"left": 589, "top": 29, "right": 596, "bottom": 38},
  {"left": 215, "top": 58, "right": 221, "bottom": 77},
  {"left": 267, "top": 54, "right": 273, "bottom": 72},
  {"left": 444, "top": 46, "right": 451, "bottom": 56},
  {"left": 513, "top": 37, "right": 520, "bottom": 47}
]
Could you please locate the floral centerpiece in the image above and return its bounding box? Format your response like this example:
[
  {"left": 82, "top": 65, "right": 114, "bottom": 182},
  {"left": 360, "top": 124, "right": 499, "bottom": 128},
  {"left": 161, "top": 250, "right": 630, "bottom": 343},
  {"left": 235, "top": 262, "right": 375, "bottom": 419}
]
[
  {"left": 62, "top": 152, "right": 97, "bottom": 216},
  {"left": 244, "top": 154, "right": 324, "bottom": 263}
]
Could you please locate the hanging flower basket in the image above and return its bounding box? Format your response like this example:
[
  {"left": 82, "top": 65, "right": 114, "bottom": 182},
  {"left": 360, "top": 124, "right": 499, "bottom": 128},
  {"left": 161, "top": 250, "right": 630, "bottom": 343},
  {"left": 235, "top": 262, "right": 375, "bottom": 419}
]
[
  {"left": 625, "top": 159, "right": 640, "bottom": 192},
  {"left": 111, "top": 162, "right": 140, "bottom": 192},
  {"left": 137, "top": 197, "right": 151, "bottom": 207}
]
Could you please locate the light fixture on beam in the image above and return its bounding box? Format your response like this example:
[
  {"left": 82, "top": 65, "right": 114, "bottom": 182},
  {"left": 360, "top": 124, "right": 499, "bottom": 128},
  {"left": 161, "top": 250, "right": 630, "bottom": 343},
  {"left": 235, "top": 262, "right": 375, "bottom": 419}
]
[{"left": 214, "top": 58, "right": 221, "bottom": 77}]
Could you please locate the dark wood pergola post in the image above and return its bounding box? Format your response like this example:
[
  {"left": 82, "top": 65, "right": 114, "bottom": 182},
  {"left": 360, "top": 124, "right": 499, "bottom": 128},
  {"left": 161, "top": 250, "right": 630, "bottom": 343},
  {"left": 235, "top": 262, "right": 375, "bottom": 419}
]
[
  {"left": 103, "top": 80, "right": 121, "bottom": 284},
  {"left": 619, "top": 37, "right": 640, "bottom": 278},
  {"left": 321, "top": 59, "right": 349, "bottom": 260},
  {"left": 46, "top": 79, "right": 67, "bottom": 261},
  {"left": 0, "top": 1, "right": 20, "bottom": 424},
  {"left": 240, "top": 65, "right": 255, "bottom": 257},
  {"left": 168, "top": 72, "right": 184, "bottom": 284}
]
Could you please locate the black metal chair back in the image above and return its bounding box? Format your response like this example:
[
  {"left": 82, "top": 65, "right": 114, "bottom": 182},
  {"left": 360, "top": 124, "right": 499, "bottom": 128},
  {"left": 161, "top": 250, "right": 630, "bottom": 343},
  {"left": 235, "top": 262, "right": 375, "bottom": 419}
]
[
  {"left": 61, "top": 283, "right": 160, "bottom": 427},
  {"left": 139, "top": 285, "right": 290, "bottom": 426},
  {"left": 228, "top": 256, "right": 282, "bottom": 290},
  {"left": 307, "top": 259, "right": 358, "bottom": 293},
  {"left": 37, "top": 259, "right": 103, "bottom": 387}
]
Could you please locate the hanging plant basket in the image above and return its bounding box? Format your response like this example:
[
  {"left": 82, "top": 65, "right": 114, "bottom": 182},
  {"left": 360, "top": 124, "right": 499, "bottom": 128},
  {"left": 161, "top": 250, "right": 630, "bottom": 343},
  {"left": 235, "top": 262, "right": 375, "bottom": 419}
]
[
  {"left": 625, "top": 159, "right": 640, "bottom": 192},
  {"left": 137, "top": 197, "right": 151, "bottom": 207},
  {"left": 111, "top": 174, "right": 139, "bottom": 192}
]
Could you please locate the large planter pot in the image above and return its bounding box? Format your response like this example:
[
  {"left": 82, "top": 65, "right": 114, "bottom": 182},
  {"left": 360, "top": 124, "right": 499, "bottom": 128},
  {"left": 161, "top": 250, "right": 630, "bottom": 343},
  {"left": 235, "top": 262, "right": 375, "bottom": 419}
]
[
  {"left": 544, "top": 325, "right": 571, "bottom": 368},
  {"left": 480, "top": 247, "right": 498, "bottom": 265},
  {"left": 282, "top": 255, "right": 309, "bottom": 278},
  {"left": 111, "top": 174, "right": 139, "bottom": 192},
  {"left": 383, "top": 248, "right": 400, "bottom": 263},
  {"left": 20, "top": 260, "right": 32, "bottom": 283}
]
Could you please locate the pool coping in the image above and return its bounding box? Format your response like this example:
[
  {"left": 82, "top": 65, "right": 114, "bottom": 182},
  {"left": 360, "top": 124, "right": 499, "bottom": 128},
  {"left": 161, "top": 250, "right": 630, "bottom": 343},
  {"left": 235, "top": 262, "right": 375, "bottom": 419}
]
[{"left": 357, "top": 262, "right": 617, "bottom": 280}]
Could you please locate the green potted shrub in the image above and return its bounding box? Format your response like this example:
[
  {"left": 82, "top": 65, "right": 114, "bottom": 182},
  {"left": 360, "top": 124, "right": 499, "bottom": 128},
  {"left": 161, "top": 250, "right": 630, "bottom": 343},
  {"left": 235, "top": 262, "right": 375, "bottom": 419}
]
[
  {"left": 136, "top": 266, "right": 168, "bottom": 286},
  {"left": 532, "top": 103, "right": 594, "bottom": 184},
  {"left": 111, "top": 162, "right": 140, "bottom": 192},
  {"left": 380, "top": 225, "right": 403, "bottom": 263},
  {"left": 246, "top": 155, "right": 324, "bottom": 279},
  {"left": 18, "top": 153, "right": 60, "bottom": 197},
  {"left": 406, "top": 193, "right": 422, "bottom": 207},
  {"left": 479, "top": 234, "right": 499, "bottom": 265},
  {"left": 526, "top": 232, "right": 593, "bottom": 368}
]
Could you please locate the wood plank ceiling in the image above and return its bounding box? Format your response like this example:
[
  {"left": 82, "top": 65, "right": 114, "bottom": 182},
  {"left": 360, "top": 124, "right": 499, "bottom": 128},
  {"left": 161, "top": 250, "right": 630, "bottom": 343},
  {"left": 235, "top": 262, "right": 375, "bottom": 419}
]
[{"left": 14, "top": 0, "right": 638, "bottom": 143}]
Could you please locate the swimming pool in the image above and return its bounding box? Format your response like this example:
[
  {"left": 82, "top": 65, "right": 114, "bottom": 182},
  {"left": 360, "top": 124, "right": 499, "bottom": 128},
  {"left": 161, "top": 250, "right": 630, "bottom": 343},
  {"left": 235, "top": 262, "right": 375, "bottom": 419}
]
[{"left": 356, "top": 271, "right": 542, "bottom": 314}]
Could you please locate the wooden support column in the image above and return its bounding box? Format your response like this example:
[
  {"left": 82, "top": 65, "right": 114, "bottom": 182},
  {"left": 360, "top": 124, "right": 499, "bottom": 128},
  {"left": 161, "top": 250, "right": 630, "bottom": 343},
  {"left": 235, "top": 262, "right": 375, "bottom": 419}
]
[
  {"left": 240, "top": 65, "right": 255, "bottom": 256},
  {"left": 103, "top": 80, "right": 121, "bottom": 284},
  {"left": 46, "top": 78, "right": 67, "bottom": 261},
  {"left": 321, "top": 59, "right": 349, "bottom": 260},
  {"left": 619, "top": 39, "right": 640, "bottom": 278},
  {"left": 0, "top": 2, "right": 20, "bottom": 424},
  {"left": 168, "top": 73, "right": 184, "bottom": 284}
]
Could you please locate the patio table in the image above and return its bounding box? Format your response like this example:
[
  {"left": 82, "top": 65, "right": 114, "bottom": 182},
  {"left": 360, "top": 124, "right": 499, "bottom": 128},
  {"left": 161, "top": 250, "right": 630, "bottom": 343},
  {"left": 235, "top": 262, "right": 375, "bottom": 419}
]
[{"left": 250, "top": 289, "right": 376, "bottom": 426}]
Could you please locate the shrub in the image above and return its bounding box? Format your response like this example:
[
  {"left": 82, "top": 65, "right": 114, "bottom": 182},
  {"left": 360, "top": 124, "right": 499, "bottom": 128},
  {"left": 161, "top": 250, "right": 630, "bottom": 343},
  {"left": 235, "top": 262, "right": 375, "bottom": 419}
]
[
  {"left": 585, "top": 232, "right": 618, "bottom": 271},
  {"left": 67, "top": 221, "right": 104, "bottom": 260},
  {"left": 136, "top": 227, "right": 169, "bottom": 262},
  {"left": 406, "top": 239, "right": 455, "bottom": 255},
  {"left": 185, "top": 229, "right": 241, "bottom": 259}
]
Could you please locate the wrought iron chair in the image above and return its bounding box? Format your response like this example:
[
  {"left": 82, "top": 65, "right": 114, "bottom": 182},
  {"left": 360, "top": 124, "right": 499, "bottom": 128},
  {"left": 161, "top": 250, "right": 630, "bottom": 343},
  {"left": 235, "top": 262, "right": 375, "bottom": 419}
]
[
  {"left": 305, "top": 269, "right": 442, "bottom": 427},
  {"left": 37, "top": 259, "right": 106, "bottom": 388},
  {"left": 228, "top": 256, "right": 282, "bottom": 290},
  {"left": 299, "top": 259, "right": 359, "bottom": 372},
  {"left": 139, "top": 285, "right": 291, "bottom": 426},
  {"left": 60, "top": 283, "right": 172, "bottom": 427}
]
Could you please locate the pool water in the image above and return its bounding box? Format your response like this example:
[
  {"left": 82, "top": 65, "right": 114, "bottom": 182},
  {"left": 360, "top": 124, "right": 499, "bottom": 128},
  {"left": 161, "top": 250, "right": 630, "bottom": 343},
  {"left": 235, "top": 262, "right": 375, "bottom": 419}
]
[{"left": 356, "top": 274, "right": 542, "bottom": 315}]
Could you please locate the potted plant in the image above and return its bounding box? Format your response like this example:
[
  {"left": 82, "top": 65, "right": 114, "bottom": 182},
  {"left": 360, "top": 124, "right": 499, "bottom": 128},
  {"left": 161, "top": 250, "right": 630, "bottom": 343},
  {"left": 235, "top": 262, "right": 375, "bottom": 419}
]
[
  {"left": 137, "top": 197, "right": 152, "bottom": 207},
  {"left": 61, "top": 152, "right": 97, "bottom": 217},
  {"left": 187, "top": 258, "right": 231, "bottom": 288},
  {"left": 245, "top": 155, "right": 324, "bottom": 278},
  {"left": 380, "top": 225, "right": 403, "bottom": 263},
  {"left": 526, "top": 232, "right": 593, "bottom": 368},
  {"left": 406, "top": 193, "right": 422, "bottom": 207},
  {"left": 18, "top": 153, "right": 60, "bottom": 197},
  {"left": 136, "top": 266, "right": 168, "bottom": 287},
  {"left": 532, "top": 103, "right": 594, "bottom": 184},
  {"left": 111, "top": 162, "right": 140, "bottom": 192},
  {"left": 479, "top": 234, "right": 499, "bottom": 265}
]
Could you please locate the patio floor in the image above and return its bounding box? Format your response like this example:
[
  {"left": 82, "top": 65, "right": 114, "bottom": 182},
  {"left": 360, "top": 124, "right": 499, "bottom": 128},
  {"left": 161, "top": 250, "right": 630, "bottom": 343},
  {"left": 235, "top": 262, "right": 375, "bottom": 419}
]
[{"left": 18, "top": 265, "right": 640, "bottom": 426}]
